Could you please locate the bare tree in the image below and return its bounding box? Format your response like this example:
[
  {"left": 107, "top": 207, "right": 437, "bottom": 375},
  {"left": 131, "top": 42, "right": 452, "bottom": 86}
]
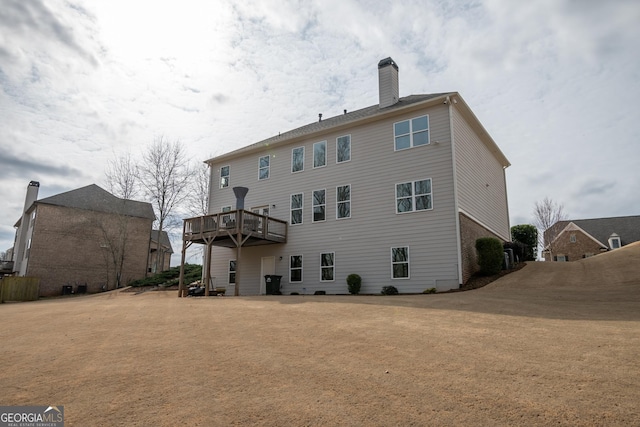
[
  {"left": 533, "top": 197, "right": 568, "bottom": 258},
  {"left": 137, "top": 136, "right": 191, "bottom": 273},
  {"left": 105, "top": 152, "right": 138, "bottom": 200},
  {"left": 186, "top": 162, "right": 210, "bottom": 217}
]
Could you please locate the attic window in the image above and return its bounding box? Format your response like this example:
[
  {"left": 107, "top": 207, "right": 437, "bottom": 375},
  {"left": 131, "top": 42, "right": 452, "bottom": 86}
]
[
  {"left": 608, "top": 233, "right": 621, "bottom": 249},
  {"left": 570, "top": 234, "right": 576, "bottom": 243}
]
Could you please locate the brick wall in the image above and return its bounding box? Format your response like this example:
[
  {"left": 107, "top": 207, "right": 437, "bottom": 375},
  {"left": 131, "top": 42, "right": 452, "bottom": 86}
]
[
  {"left": 547, "top": 229, "right": 604, "bottom": 261},
  {"left": 26, "top": 204, "right": 152, "bottom": 296},
  {"left": 459, "top": 212, "right": 506, "bottom": 284}
]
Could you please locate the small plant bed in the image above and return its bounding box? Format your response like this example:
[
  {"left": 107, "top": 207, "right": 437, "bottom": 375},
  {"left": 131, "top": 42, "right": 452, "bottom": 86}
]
[
  {"left": 457, "top": 262, "right": 527, "bottom": 291},
  {"left": 124, "top": 264, "right": 202, "bottom": 293}
]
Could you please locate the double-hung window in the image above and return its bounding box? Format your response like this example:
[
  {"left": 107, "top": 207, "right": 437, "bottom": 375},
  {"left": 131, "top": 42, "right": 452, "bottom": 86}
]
[
  {"left": 290, "top": 255, "right": 303, "bottom": 282},
  {"left": 391, "top": 247, "right": 409, "bottom": 279},
  {"left": 336, "top": 185, "right": 351, "bottom": 219},
  {"left": 258, "top": 155, "right": 270, "bottom": 180},
  {"left": 292, "top": 147, "right": 304, "bottom": 173},
  {"left": 320, "top": 252, "right": 334, "bottom": 281},
  {"left": 220, "top": 165, "right": 230, "bottom": 188},
  {"left": 313, "top": 189, "right": 326, "bottom": 222},
  {"left": 396, "top": 179, "right": 432, "bottom": 213},
  {"left": 394, "top": 115, "right": 429, "bottom": 150},
  {"left": 290, "top": 193, "right": 303, "bottom": 225},
  {"left": 337, "top": 135, "right": 351, "bottom": 163},
  {"left": 313, "top": 141, "right": 327, "bottom": 168}
]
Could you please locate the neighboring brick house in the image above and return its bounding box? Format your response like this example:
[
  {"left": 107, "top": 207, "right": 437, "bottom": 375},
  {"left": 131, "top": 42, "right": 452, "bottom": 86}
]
[
  {"left": 149, "top": 230, "right": 173, "bottom": 273},
  {"left": 181, "top": 57, "right": 511, "bottom": 295},
  {"left": 543, "top": 215, "right": 640, "bottom": 261},
  {"left": 11, "top": 183, "right": 156, "bottom": 296}
]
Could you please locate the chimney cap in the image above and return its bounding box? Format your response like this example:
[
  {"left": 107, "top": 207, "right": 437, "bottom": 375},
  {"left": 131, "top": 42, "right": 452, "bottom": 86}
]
[
  {"left": 378, "top": 57, "right": 398, "bottom": 71},
  {"left": 29, "top": 181, "right": 40, "bottom": 187}
]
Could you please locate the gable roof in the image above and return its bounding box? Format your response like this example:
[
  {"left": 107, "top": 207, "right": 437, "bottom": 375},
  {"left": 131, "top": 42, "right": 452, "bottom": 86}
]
[
  {"left": 206, "top": 92, "right": 510, "bottom": 168},
  {"left": 151, "top": 230, "right": 174, "bottom": 253},
  {"left": 34, "top": 184, "right": 155, "bottom": 220},
  {"left": 546, "top": 215, "right": 640, "bottom": 248}
]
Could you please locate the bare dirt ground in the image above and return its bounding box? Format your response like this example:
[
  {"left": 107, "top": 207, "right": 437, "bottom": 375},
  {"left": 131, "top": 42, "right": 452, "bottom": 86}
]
[{"left": 1, "top": 244, "right": 639, "bottom": 426}]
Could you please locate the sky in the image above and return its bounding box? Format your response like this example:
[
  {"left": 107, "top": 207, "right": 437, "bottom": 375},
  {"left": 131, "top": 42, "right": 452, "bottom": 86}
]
[{"left": 1, "top": 0, "right": 639, "bottom": 263}]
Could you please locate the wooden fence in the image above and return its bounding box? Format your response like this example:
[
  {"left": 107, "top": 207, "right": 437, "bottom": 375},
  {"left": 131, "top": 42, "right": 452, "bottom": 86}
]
[{"left": 0, "top": 277, "right": 40, "bottom": 303}]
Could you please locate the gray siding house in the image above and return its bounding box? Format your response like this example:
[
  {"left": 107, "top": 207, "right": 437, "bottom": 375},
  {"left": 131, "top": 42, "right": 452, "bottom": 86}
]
[{"left": 184, "top": 58, "right": 510, "bottom": 295}]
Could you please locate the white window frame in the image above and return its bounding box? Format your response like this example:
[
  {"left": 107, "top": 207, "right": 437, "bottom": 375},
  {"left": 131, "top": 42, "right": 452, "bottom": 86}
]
[
  {"left": 228, "top": 259, "right": 236, "bottom": 284},
  {"left": 320, "top": 252, "right": 335, "bottom": 282},
  {"left": 609, "top": 235, "right": 621, "bottom": 249},
  {"left": 336, "top": 184, "right": 351, "bottom": 219},
  {"left": 220, "top": 165, "right": 230, "bottom": 188},
  {"left": 313, "top": 140, "right": 327, "bottom": 169},
  {"left": 290, "top": 193, "right": 304, "bottom": 225},
  {"left": 391, "top": 247, "right": 410, "bottom": 279},
  {"left": 336, "top": 135, "right": 351, "bottom": 163},
  {"left": 313, "top": 189, "right": 326, "bottom": 223},
  {"left": 290, "top": 255, "right": 303, "bottom": 283},
  {"left": 570, "top": 234, "right": 576, "bottom": 243},
  {"left": 394, "top": 115, "right": 430, "bottom": 151},
  {"left": 258, "top": 155, "right": 270, "bottom": 180},
  {"left": 556, "top": 255, "right": 567, "bottom": 262},
  {"left": 395, "top": 178, "right": 433, "bottom": 214},
  {"left": 292, "top": 146, "right": 304, "bottom": 173}
]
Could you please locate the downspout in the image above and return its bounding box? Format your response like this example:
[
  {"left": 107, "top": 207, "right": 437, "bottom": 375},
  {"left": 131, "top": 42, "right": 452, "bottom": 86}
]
[{"left": 448, "top": 96, "right": 464, "bottom": 287}]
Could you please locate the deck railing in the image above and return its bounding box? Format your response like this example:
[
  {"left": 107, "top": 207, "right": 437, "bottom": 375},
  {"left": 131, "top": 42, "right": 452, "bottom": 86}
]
[{"left": 183, "top": 210, "right": 287, "bottom": 243}]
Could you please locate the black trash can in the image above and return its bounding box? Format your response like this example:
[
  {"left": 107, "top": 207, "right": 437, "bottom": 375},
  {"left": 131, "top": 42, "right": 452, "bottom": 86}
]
[
  {"left": 264, "top": 275, "right": 282, "bottom": 295},
  {"left": 62, "top": 285, "right": 73, "bottom": 295},
  {"left": 76, "top": 284, "right": 87, "bottom": 294}
]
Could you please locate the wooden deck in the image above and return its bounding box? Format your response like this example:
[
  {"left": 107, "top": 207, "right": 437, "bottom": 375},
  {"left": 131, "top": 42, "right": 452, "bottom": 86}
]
[{"left": 183, "top": 210, "right": 287, "bottom": 248}]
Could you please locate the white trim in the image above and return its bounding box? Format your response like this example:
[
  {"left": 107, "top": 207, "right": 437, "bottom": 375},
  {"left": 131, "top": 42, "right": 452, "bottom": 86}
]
[
  {"left": 336, "top": 184, "right": 351, "bottom": 219},
  {"left": 219, "top": 165, "right": 230, "bottom": 189},
  {"left": 313, "top": 140, "right": 327, "bottom": 169},
  {"left": 320, "top": 251, "right": 335, "bottom": 282},
  {"left": 336, "top": 134, "right": 351, "bottom": 163},
  {"left": 393, "top": 114, "right": 430, "bottom": 151},
  {"left": 312, "top": 189, "right": 326, "bottom": 223},
  {"left": 450, "top": 99, "right": 463, "bottom": 285},
  {"left": 390, "top": 246, "right": 410, "bottom": 279},
  {"left": 290, "top": 192, "right": 304, "bottom": 225},
  {"left": 258, "top": 155, "right": 270, "bottom": 181},
  {"left": 546, "top": 222, "right": 608, "bottom": 250},
  {"left": 394, "top": 178, "right": 433, "bottom": 214},
  {"left": 291, "top": 146, "right": 305, "bottom": 173}
]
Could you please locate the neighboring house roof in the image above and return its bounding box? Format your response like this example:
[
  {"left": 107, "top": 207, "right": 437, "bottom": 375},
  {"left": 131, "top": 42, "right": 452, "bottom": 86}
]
[
  {"left": 32, "top": 184, "right": 155, "bottom": 220},
  {"left": 151, "top": 230, "right": 174, "bottom": 254},
  {"left": 206, "top": 92, "right": 510, "bottom": 168},
  {"left": 546, "top": 215, "right": 640, "bottom": 248}
]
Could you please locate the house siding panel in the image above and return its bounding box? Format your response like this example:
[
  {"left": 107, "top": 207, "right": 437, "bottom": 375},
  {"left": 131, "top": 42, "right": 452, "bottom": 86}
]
[
  {"left": 452, "top": 106, "right": 510, "bottom": 240},
  {"left": 207, "top": 104, "right": 461, "bottom": 294}
]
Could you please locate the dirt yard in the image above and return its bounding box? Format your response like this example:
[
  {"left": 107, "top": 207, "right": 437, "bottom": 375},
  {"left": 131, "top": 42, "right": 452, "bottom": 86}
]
[{"left": 1, "top": 243, "right": 639, "bottom": 426}]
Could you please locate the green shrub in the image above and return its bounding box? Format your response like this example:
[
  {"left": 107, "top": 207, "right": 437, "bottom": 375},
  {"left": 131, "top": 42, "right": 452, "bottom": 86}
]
[
  {"left": 475, "top": 237, "right": 504, "bottom": 276},
  {"left": 129, "top": 264, "right": 202, "bottom": 287},
  {"left": 346, "top": 274, "right": 362, "bottom": 295},
  {"left": 422, "top": 288, "right": 436, "bottom": 294},
  {"left": 381, "top": 285, "right": 399, "bottom": 295}
]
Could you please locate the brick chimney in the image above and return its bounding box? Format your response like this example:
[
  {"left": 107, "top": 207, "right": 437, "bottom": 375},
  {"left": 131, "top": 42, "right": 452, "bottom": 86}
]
[{"left": 378, "top": 57, "right": 399, "bottom": 108}]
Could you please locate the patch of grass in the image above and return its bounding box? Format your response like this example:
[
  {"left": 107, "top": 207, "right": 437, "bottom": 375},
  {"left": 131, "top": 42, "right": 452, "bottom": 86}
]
[{"left": 128, "top": 264, "right": 202, "bottom": 288}]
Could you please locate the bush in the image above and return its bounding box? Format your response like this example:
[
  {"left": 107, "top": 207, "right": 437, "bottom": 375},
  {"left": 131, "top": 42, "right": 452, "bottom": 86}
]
[
  {"left": 129, "top": 264, "right": 202, "bottom": 287},
  {"left": 381, "top": 285, "right": 399, "bottom": 295},
  {"left": 475, "top": 237, "right": 504, "bottom": 276},
  {"left": 314, "top": 290, "right": 326, "bottom": 295},
  {"left": 422, "top": 288, "right": 436, "bottom": 294},
  {"left": 346, "top": 274, "right": 362, "bottom": 295}
]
